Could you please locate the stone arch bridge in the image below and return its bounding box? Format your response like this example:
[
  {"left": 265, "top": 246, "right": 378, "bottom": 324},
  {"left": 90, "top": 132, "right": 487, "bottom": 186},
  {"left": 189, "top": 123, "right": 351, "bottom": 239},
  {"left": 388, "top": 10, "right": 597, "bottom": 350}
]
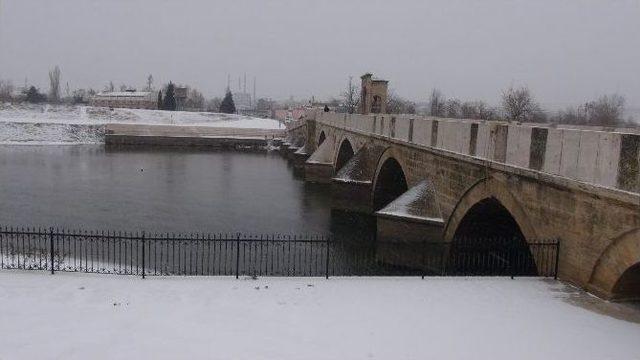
[{"left": 283, "top": 109, "right": 640, "bottom": 301}]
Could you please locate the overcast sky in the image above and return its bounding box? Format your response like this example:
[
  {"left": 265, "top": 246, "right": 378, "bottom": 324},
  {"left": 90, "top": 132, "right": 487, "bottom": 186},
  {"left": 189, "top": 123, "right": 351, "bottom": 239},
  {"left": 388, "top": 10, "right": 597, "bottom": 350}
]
[{"left": 0, "top": 0, "right": 638, "bottom": 109}]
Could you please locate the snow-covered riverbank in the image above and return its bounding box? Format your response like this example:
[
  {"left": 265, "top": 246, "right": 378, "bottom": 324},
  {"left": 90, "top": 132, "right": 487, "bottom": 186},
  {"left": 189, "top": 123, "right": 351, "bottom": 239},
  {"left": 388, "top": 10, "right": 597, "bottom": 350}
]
[
  {"left": 0, "top": 103, "right": 283, "bottom": 144},
  {"left": 0, "top": 271, "right": 638, "bottom": 359}
]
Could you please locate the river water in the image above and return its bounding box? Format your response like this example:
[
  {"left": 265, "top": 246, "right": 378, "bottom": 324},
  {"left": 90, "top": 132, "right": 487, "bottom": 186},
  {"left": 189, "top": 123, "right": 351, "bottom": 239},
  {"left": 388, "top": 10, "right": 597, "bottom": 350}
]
[
  {"left": 0, "top": 145, "right": 355, "bottom": 234},
  {"left": 0, "top": 145, "right": 390, "bottom": 276}
]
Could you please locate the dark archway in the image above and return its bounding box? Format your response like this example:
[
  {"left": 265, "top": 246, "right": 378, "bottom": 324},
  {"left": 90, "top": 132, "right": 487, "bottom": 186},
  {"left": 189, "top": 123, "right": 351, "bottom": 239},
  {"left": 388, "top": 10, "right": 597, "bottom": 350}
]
[
  {"left": 373, "top": 157, "right": 408, "bottom": 211},
  {"left": 612, "top": 263, "right": 640, "bottom": 301},
  {"left": 318, "top": 131, "right": 326, "bottom": 147},
  {"left": 335, "top": 139, "right": 354, "bottom": 172},
  {"left": 451, "top": 197, "right": 537, "bottom": 276},
  {"left": 372, "top": 95, "right": 382, "bottom": 114}
]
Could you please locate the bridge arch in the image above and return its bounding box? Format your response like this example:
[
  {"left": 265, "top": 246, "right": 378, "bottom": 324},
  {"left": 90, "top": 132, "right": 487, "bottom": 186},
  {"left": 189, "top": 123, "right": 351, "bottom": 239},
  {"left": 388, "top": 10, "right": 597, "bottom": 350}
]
[
  {"left": 372, "top": 148, "right": 409, "bottom": 211},
  {"left": 334, "top": 137, "right": 355, "bottom": 172},
  {"left": 444, "top": 178, "right": 539, "bottom": 275},
  {"left": 318, "top": 131, "right": 326, "bottom": 146},
  {"left": 444, "top": 176, "right": 538, "bottom": 243},
  {"left": 589, "top": 228, "right": 640, "bottom": 301}
]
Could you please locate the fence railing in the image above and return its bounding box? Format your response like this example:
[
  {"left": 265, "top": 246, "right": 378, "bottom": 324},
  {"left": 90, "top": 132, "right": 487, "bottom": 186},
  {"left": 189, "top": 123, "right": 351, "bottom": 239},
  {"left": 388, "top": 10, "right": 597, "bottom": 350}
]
[{"left": 0, "top": 227, "right": 559, "bottom": 279}]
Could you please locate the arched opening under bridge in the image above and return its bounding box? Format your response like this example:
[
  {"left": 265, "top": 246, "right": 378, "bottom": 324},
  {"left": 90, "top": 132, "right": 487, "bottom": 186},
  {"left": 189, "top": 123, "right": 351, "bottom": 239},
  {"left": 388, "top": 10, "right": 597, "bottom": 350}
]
[
  {"left": 318, "top": 131, "right": 326, "bottom": 147},
  {"left": 335, "top": 139, "right": 355, "bottom": 173},
  {"left": 372, "top": 157, "right": 408, "bottom": 211},
  {"left": 612, "top": 263, "right": 640, "bottom": 301},
  {"left": 450, "top": 197, "right": 537, "bottom": 276}
]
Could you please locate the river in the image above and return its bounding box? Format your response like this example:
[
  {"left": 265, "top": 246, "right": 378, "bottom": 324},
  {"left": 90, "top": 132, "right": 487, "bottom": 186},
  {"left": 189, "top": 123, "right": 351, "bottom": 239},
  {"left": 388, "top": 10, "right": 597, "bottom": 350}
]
[{"left": 0, "top": 145, "right": 356, "bottom": 234}]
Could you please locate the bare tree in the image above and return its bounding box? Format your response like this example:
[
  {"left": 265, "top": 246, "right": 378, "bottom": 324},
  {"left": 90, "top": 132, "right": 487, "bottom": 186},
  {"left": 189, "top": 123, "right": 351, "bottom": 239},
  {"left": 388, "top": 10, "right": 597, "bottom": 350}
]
[
  {"left": 445, "top": 98, "right": 461, "bottom": 118},
  {"left": 48, "top": 65, "right": 61, "bottom": 103},
  {"left": 342, "top": 76, "right": 359, "bottom": 114},
  {"left": 206, "top": 97, "right": 222, "bottom": 112},
  {"left": 72, "top": 89, "right": 88, "bottom": 104},
  {"left": 428, "top": 89, "right": 446, "bottom": 117},
  {"left": 460, "top": 100, "right": 499, "bottom": 120},
  {"left": 586, "top": 94, "right": 625, "bottom": 126},
  {"left": 256, "top": 98, "right": 275, "bottom": 111},
  {"left": 460, "top": 101, "right": 477, "bottom": 119},
  {"left": 104, "top": 81, "right": 115, "bottom": 92},
  {"left": 64, "top": 82, "right": 71, "bottom": 102},
  {"left": 501, "top": 86, "right": 538, "bottom": 122},
  {"left": 0, "top": 79, "right": 14, "bottom": 101},
  {"left": 185, "top": 88, "right": 205, "bottom": 110},
  {"left": 553, "top": 95, "right": 626, "bottom": 126},
  {"left": 386, "top": 90, "right": 416, "bottom": 114}
]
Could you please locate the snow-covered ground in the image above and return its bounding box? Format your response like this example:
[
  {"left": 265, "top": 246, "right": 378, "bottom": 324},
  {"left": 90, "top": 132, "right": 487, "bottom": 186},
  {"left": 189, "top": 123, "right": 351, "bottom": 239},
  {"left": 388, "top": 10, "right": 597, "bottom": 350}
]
[
  {"left": 0, "top": 103, "right": 283, "bottom": 144},
  {"left": 0, "top": 271, "right": 639, "bottom": 360}
]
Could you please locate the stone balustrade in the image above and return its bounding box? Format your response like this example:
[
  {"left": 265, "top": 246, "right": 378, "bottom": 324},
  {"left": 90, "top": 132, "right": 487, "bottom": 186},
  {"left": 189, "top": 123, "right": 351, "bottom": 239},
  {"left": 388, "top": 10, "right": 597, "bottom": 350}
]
[{"left": 310, "top": 110, "right": 640, "bottom": 194}]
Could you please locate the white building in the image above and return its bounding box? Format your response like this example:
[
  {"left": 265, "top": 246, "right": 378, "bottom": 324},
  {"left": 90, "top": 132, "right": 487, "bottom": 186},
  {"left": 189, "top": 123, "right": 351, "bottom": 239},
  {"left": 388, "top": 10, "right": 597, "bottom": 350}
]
[{"left": 90, "top": 90, "right": 157, "bottom": 110}]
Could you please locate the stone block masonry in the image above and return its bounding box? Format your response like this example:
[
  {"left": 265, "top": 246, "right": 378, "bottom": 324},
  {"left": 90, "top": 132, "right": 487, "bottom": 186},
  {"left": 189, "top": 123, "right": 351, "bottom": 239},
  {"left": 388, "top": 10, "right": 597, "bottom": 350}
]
[{"left": 294, "top": 109, "right": 640, "bottom": 301}]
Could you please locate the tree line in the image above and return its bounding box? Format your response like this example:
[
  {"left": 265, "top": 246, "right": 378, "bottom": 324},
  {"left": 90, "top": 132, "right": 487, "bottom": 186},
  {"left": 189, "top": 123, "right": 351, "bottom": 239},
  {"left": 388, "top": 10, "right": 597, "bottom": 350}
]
[
  {"left": 428, "top": 86, "right": 632, "bottom": 127},
  {"left": 0, "top": 66, "right": 240, "bottom": 114},
  {"left": 335, "top": 76, "right": 635, "bottom": 127}
]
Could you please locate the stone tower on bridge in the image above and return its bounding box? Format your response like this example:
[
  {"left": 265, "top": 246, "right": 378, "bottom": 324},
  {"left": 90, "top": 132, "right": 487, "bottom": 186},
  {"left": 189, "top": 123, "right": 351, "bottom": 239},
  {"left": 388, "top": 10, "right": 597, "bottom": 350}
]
[{"left": 359, "top": 73, "right": 388, "bottom": 115}]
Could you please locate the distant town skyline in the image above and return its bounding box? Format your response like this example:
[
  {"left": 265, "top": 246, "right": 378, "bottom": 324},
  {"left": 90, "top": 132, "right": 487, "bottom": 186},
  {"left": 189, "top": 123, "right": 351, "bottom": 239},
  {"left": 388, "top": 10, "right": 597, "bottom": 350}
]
[{"left": 0, "top": 0, "right": 639, "bottom": 112}]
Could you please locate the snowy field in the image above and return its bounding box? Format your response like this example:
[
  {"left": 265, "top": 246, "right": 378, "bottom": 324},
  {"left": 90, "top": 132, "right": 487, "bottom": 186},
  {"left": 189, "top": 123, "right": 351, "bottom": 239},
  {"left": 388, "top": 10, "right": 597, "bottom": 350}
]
[
  {"left": 0, "top": 103, "right": 283, "bottom": 144},
  {"left": 0, "top": 272, "right": 639, "bottom": 360}
]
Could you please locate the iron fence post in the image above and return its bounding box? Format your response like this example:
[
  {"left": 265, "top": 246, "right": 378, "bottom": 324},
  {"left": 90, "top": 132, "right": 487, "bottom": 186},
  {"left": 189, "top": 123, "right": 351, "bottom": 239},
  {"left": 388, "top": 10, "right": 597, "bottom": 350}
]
[
  {"left": 235, "top": 234, "right": 240, "bottom": 279},
  {"left": 510, "top": 243, "right": 515, "bottom": 280},
  {"left": 422, "top": 238, "right": 426, "bottom": 280},
  {"left": 325, "top": 235, "right": 330, "bottom": 279},
  {"left": 554, "top": 239, "right": 560, "bottom": 280},
  {"left": 440, "top": 243, "right": 448, "bottom": 276},
  {"left": 49, "top": 227, "right": 55, "bottom": 275},
  {"left": 141, "top": 231, "right": 146, "bottom": 279}
]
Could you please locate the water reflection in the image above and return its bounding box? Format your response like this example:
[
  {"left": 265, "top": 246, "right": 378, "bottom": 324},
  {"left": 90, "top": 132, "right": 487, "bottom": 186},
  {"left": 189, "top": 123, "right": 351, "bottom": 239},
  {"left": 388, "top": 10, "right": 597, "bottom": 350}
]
[{"left": 0, "top": 145, "right": 340, "bottom": 234}]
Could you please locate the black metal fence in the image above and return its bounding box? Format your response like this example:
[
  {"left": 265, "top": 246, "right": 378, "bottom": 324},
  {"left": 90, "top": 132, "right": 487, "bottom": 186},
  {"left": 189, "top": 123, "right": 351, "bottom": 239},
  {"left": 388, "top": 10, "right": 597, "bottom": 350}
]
[{"left": 0, "top": 227, "right": 559, "bottom": 279}]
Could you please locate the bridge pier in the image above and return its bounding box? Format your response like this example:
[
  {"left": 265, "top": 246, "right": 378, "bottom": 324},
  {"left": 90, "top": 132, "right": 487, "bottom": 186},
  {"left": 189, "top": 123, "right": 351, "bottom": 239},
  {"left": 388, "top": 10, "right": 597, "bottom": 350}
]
[
  {"left": 291, "top": 145, "right": 310, "bottom": 171},
  {"left": 279, "top": 142, "right": 290, "bottom": 155},
  {"left": 376, "top": 215, "right": 445, "bottom": 272},
  {"left": 304, "top": 138, "right": 335, "bottom": 183},
  {"left": 375, "top": 180, "right": 445, "bottom": 271},
  {"left": 329, "top": 144, "right": 386, "bottom": 214},
  {"left": 285, "top": 145, "right": 299, "bottom": 160},
  {"left": 305, "top": 162, "right": 334, "bottom": 183},
  {"left": 331, "top": 179, "right": 373, "bottom": 214}
]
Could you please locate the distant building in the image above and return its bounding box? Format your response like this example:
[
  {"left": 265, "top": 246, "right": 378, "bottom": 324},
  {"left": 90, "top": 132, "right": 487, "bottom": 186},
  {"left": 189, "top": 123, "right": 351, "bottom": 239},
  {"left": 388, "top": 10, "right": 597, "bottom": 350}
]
[
  {"left": 90, "top": 90, "right": 157, "bottom": 110},
  {"left": 359, "top": 73, "right": 388, "bottom": 114}
]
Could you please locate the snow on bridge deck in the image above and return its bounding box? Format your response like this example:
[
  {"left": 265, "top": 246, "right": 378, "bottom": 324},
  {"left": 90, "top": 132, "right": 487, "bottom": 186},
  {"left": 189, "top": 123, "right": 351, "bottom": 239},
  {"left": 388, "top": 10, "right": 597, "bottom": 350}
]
[{"left": 0, "top": 271, "right": 638, "bottom": 360}]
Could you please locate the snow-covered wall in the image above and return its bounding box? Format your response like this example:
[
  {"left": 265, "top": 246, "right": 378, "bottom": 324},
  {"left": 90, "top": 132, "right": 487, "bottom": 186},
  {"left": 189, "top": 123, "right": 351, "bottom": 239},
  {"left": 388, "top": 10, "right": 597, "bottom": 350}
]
[{"left": 313, "top": 111, "right": 640, "bottom": 193}]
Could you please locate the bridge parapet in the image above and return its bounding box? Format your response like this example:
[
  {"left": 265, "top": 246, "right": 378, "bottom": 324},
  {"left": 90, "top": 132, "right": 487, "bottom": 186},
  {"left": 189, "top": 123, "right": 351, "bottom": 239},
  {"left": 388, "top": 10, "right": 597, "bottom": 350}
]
[{"left": 311, "top": 111, "right": 640, "bottom": 194}]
